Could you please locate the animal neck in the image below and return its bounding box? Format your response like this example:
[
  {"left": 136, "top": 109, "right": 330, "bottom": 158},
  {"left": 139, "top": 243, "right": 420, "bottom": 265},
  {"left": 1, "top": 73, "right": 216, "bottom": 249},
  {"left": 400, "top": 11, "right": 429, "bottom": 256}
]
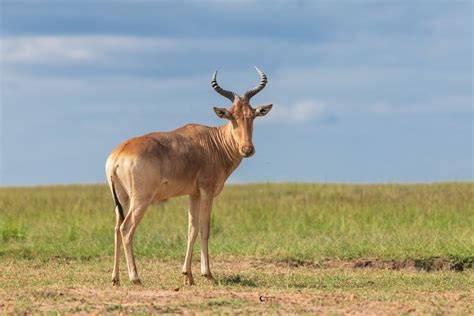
[{"left": 208, "top": 122, "right": 243, "bottom": 173}]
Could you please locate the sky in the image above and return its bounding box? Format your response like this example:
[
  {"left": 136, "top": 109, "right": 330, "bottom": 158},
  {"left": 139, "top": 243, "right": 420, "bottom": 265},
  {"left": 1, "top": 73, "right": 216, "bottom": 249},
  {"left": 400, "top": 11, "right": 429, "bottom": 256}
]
[{"left": 0, "top": 0, "right": 472, "bottom": 185}]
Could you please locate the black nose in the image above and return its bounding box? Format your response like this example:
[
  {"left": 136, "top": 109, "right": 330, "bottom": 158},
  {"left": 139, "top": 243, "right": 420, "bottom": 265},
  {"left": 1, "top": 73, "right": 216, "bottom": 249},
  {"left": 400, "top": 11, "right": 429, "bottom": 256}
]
[{"left": 241, "top": 145, "right": 254, "bottom": 157}]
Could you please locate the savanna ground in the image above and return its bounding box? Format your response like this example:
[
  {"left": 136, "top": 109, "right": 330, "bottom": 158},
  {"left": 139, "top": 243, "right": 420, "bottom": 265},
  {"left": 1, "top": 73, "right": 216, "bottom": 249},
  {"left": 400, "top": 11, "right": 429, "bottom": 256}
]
[{"left": 0, "top": 183, "right": 473, "bottom": 314}]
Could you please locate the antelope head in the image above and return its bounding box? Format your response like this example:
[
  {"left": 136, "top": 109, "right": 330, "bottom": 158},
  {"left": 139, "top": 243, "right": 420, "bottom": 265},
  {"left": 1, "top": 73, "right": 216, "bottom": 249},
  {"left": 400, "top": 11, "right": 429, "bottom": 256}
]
[{"left": 212, "top": 67, "right": 273, "bottom": 158}]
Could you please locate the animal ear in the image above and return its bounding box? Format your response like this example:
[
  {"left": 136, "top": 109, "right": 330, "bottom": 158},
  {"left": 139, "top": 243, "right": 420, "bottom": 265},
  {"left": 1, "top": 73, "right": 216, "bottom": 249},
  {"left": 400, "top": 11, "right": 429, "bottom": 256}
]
[
  {"left": 213, "top": 107, "right": 233, "bottom": 120},
  {"left": 255, "top": 104, "right": 273, "bottom": 117}
]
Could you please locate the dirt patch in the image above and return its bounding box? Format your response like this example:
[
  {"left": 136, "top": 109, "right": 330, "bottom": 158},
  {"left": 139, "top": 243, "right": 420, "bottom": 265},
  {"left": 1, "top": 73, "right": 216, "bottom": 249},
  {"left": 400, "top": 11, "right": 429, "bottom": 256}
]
[
  {"left": 265, "top": 256, "right": 473, "bottom": 272},
  {"left": 1, "top": 257, "right": 472, "bottom": 314},
  {"left": 2, "top": 286, "right": 472, "bottom": 315}
]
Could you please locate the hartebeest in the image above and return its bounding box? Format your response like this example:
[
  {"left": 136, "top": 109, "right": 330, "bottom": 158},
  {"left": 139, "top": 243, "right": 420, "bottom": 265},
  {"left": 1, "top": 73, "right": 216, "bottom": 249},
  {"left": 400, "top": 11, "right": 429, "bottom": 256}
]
[{"left": 105, "top": 67, "right": 272, "bottom": 286}]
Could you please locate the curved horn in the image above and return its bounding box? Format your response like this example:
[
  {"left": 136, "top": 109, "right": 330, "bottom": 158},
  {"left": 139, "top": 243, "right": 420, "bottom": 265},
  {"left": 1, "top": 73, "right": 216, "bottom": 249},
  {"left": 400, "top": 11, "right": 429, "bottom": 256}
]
[
  {"left": 211, "top": 71, "right": 237, "bottom": 102},
  {"left": 243, "top": 66, "right": 268, "bottom": 101}
]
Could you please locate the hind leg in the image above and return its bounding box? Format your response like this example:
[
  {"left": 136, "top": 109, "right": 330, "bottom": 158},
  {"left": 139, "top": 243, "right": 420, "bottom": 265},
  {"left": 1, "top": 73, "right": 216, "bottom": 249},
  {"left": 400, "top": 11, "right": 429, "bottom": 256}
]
[
  {"left": 109, "top": 185, "right": 129, "bottom": 286},
  {"left": 120, "top": 198, "right": 149, "bottom": 284},
  {"left": 111, "top": 199, "right": 129, "bottom": 286},
  {"left": 112, "top": 207, "right": 122, "bottom": 286},
  {"left": 182, "top": 194, "right": 200, "bottom": 285}
]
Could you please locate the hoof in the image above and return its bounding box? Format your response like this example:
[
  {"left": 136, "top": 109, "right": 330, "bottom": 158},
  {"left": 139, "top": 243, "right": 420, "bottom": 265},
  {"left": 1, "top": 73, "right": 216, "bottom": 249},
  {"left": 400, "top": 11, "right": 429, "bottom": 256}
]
[
  {"left": 112, "top": 279, "right": 120, "bottom": 287},
  {"left": 182, "top": 272, "right": 195, "bottom": 286},
  {"left": 202, "top": 274, "right": 217, "bottom": 285},
  {"left": 131, "top": 278, "right": 143, "bottom": 286}
]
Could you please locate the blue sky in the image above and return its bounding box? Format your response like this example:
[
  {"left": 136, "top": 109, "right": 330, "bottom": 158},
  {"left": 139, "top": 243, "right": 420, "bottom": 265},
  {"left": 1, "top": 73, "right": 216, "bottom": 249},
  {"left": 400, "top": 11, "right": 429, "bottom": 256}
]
[{"left": 0, "top": 0, "right": 472, "bottom": 185}]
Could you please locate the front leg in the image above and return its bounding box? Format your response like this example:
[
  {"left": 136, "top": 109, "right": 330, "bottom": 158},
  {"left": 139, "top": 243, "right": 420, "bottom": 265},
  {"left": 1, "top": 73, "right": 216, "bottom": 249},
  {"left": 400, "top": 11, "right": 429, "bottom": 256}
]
[
  {"left": 199, "top": 191, "right": 216, "bottom": 283},
  {"left": 182, "top": 194, "right": 200, "bottom": 285}
]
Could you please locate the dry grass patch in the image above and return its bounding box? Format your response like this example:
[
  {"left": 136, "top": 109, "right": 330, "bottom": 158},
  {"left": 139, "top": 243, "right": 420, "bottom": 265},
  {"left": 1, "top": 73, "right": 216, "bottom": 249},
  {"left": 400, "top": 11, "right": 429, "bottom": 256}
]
[{"left": 0, "top": 257, "right": 472, "bottom": 314}]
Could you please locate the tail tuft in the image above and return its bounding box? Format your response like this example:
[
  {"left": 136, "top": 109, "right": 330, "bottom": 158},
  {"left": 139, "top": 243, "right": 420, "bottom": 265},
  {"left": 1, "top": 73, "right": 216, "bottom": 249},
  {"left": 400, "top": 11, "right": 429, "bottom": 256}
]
[{"left": 111, "top": 178, "right": 125, "bottom": 222}]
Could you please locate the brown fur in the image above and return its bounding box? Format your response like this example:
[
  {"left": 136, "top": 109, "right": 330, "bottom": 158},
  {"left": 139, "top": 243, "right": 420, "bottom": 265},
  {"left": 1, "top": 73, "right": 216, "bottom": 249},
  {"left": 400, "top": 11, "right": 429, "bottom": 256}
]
[{"left": 106, "top": 95, "right": 272, "bottom": 286}]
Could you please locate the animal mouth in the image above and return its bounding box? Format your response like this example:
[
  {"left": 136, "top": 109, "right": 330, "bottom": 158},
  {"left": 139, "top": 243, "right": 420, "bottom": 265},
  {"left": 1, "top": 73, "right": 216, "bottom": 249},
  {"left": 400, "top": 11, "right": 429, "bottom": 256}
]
[{"left": 242, "top": 151, "right": 255, "bottom": 158}]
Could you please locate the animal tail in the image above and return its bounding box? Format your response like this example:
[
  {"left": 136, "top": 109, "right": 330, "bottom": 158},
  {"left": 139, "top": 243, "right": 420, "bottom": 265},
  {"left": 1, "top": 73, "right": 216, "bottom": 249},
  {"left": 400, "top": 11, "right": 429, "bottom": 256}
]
[{"left": 110, "top": 177, "right": 125, "bottom": 222}]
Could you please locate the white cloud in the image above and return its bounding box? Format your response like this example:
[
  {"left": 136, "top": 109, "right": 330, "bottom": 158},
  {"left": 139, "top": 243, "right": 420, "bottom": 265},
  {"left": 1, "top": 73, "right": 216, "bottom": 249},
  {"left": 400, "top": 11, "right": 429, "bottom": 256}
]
[
  {"left": 1, "top": 36, "right": 176, "bottom": 63},
  {"left": 0, "top": 35, "right": 288, "bottom": 65},
  {"left": 267, "top": 100, "right": 334, "bottom": 124},
  {"left": 1, "top": 24, "right": 471, "bottom": 121}
]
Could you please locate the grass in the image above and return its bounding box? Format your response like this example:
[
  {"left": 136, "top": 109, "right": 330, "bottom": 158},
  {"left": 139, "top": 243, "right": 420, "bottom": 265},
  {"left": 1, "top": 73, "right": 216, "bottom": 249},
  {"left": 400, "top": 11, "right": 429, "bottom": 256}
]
[
  {"left": 0, "top": 257, "right": 472, "bottom": 314},
  {"left": 0, "top": 182, "right": 472, "bottom": 262},
  {"left": 0, "top": 182, "right": 473, "bottom": 313}
]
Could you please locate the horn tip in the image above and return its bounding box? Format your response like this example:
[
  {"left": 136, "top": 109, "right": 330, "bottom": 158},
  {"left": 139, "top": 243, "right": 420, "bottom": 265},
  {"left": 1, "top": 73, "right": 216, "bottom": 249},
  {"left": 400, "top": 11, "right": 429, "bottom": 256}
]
[{"left": 254, "top": 66, "right": 265, "bottom": 77}]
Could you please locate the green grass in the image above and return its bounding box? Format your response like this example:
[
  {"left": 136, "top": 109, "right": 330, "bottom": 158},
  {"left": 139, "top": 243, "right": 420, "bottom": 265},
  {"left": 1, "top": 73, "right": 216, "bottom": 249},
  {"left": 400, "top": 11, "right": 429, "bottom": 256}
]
[
  {"left": 0, "top": 183, "right": 473, "bottom": 313},
  {"left": 0, "top": 183, "right": 472, "bottom": 262}
]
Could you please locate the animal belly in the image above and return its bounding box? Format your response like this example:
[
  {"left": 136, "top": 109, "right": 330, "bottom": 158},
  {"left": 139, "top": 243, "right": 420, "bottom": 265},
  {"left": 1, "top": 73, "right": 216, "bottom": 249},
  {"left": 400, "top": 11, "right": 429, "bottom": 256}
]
[{"left": 152, "top": 177, "right": 197, "bottom": 201}]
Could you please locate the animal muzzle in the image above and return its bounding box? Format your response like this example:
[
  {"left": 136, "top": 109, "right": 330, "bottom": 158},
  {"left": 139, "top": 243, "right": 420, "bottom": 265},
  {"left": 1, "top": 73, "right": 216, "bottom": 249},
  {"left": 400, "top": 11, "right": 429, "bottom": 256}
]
[{"left": 241, "top": 145, "right": 255, "bottom": 158}]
